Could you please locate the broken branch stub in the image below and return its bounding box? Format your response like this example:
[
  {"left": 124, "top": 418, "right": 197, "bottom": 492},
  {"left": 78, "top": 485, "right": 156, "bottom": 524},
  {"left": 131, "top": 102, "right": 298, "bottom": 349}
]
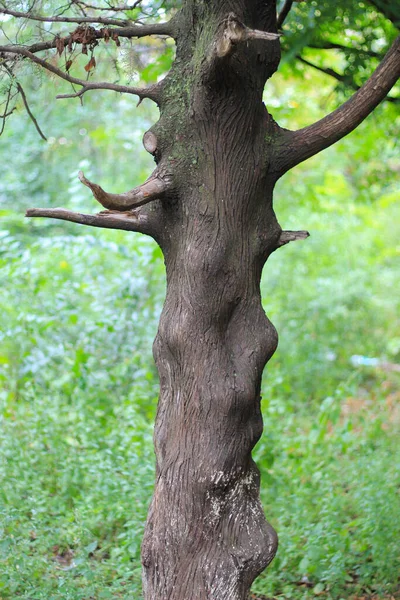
[
  {"left": 216, "top": 13, "right": 280, "bottom": 58},
  {"left": 78, "top": 171, "right": 168, "bottom": 210},
  {"left": 278, "top": 230, "right": 310, "bottom": 247}
]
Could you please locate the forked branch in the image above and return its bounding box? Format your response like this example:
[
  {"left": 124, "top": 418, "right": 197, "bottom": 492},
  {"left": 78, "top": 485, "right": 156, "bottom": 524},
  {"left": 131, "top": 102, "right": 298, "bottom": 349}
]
[
  {"left": 26, "top": 168, "right": 171, "bottom": 237},
  {"left": 275, "top": 34, "right": 400, "bottom": 174}
]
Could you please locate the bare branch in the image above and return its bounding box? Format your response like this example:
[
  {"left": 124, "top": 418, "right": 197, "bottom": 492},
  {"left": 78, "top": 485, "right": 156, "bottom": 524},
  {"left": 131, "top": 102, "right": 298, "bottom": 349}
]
[
  {"left": 0, "top": 7, "right": 130, "bottom": 26},
  {"left": 25, "top": 206, "right": 157, "bottom": 234},
  {"left": 78, "top": 170, "right": 170, "bottom": 210},
  {"left": 275, "top": 35, "right": 400, "bottom": 174},
  {"left": 215, "top": 13, "right": 280, "bottom": 59},
  {"left": 278, "top": 230, "right": 310, "bottom": 247},
  {"left": 15, "top": 82, "right": 47, "bottom": 140},
  {"left": 277, "top": 0, "right": 294, "bottom": 29},
  {"left": 0, "top": 20, "right": 175, "bottom": 55},
  {"left": 25, "top": 168, "right": 168, "bottom": 238},
  {"left": 0, "top": 45, "right": 160, "bottom": 102}
]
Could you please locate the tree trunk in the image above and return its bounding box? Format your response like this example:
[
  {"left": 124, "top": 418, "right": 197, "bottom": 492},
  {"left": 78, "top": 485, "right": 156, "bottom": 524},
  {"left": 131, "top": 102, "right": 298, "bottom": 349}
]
[{"left": 142, "top": 2, "right": 282, "bottom": 598}]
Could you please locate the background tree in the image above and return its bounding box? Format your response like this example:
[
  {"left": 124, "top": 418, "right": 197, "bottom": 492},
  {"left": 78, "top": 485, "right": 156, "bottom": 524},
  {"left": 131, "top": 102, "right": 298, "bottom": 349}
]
[{"left": 1, "top": 1, "right": 399, "bottom": 599}]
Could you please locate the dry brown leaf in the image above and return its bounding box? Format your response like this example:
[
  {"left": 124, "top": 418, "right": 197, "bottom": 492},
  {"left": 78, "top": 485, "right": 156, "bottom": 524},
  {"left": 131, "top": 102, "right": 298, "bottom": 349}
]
[{"left": 84, "top": 56, "right": 96, "bottom": 72}]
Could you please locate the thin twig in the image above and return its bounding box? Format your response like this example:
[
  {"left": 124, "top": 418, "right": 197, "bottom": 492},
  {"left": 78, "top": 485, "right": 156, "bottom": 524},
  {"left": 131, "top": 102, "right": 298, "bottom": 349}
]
[
  {"left": 0, "top": 84, "right": 13, "bottom": 135},
  {"left": 307, "top": 42, "right": 380, "bottom": 58},
  {"left": 298, "top": 55, "right": 399, "bottom": 104},
  {"left": 297, "top": 56, "right": 353, "bottom": 87},
  {"left": 16, "top": 82, "right": 47, "bottom": 140},
  {"left": 0, "top": 45, "right": 161, "bottom": 102},
  {"left": 277, "top": 0, "right": 294, "bottom": 29}
]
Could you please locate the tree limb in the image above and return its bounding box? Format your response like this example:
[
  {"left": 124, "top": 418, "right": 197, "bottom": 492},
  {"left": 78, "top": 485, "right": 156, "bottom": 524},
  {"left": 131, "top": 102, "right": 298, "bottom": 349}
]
[
  {"left": 275, "top": 35, "right": 400, "bottom": 174},
  {"left": 25, "top": 206, "right": 158, "bottom": 235},
  {"left": 0, "top": 7, "right": 131, "bottom": 26},
  {"left": 0, "top": 45, "right": 160, "bottom": 102},
  {"left": 25, "top": 169, "right": 169, "bottom": 237},
  {"left": 78, "top": 170, "right": 170, "bottom": 210},
  {"left": 0, "top": 20, "right": 175, "bottom": 56}
]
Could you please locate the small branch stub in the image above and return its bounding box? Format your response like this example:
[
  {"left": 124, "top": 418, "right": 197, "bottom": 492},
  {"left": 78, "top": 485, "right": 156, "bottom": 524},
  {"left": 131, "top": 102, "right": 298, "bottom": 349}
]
[{"left": 278, "top": 230, "right": 310, "bottom": 247}]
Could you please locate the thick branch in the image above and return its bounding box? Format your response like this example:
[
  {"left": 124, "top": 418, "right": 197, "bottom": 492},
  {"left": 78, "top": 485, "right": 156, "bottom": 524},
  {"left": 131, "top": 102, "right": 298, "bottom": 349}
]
[
  {"left": 0, "top": 7, "right": 130, "bottom": 26},
  {"left": 0, "top": 45, "right": 160, "bottom": 101},
  {"left": 78, "top": 170, "right": 169, "bottom": 210},
  {"left": 25, "top": 207, "right": 155, "bottom": 234},
  {"left": 215, "top": 13, "right": 280, "bottom": 58},
  {"left": 276, "top": 35, "right": 400, "bottom": 174}
]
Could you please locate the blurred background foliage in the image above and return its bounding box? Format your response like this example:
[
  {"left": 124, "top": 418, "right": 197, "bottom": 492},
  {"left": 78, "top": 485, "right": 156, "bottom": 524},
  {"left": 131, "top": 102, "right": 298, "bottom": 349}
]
[{"left": 0, "top": 0, "right": 400, "bottom": 599}]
